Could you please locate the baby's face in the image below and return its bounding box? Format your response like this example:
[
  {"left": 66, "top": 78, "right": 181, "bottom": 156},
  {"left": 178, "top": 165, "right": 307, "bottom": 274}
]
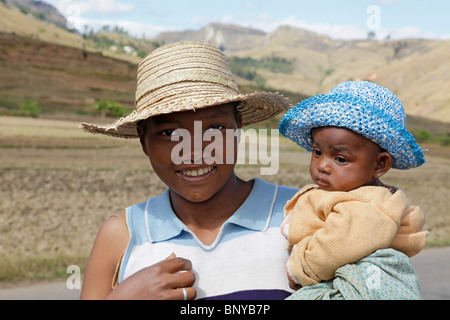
[{"left": 309, "top": 127, "right": 383, "bottom": 192}]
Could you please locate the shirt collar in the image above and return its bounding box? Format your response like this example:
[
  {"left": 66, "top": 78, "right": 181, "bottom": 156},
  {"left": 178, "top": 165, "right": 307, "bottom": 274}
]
[{"left": 145, "top": 178, "right": 278, "bottom": 243}]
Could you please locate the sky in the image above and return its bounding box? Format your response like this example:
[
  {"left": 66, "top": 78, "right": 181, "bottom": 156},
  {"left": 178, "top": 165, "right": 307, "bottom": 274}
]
[{"left": 45, "top": 0, "right": 450, "bottom": 40}]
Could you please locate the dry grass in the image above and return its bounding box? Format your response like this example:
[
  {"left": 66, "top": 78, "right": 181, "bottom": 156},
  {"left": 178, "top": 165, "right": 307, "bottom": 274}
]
[
  {"left": 232, "top": 28, "right": 450, "bottom": 123},
  {"left": 0, "top": 33, "right": 137, "bottom": 116},
  {"left": 0, "top": 115, "right": 449, "bottom": 283},
  {"left": 0, "top": 3, "right": 84, "bottom": 50}
]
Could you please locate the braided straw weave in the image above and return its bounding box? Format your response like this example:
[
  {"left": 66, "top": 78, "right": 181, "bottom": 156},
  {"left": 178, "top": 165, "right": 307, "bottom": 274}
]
[{"left": 80, "top": 41, "right": 291, "bottom": 138}]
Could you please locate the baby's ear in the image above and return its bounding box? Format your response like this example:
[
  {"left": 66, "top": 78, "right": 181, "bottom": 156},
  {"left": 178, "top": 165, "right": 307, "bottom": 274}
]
[{"left": 374, "top": 151, "right": 393, "bottom": 179}]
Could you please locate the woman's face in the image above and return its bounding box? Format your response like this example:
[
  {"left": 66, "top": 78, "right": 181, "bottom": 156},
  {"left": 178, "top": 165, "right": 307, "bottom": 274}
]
[{"left": 139, "top": 103, "right": 241, "bottom": 203}]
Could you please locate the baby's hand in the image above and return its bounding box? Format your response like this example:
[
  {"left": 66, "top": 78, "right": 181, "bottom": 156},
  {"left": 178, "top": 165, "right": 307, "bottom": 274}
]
[{"left": 288, "top": 277, "right": 302, "bottom": 291}]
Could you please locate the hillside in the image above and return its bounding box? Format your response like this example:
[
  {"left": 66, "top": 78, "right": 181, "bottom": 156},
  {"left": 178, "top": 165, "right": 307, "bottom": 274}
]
[
  {"left": 154, "top": 23, "right": 266, "bottom": 52},
  {"left": 3, "top": 0, "right": 67, "bottom": 29},
  {"left": 0, "top": 1, "right": 84, "bottom": 49},
  {"left": 156, "top": 24, "right": 449, "bottom": 123},
  {"left": 0, "top": 0, "right": 448, "bottom": 123},
  {"left": 0, "top": 32, "right": 304, "bottom": 118},
  {"left": 0, "top": 33, "right": 137, "bottom": 115}
]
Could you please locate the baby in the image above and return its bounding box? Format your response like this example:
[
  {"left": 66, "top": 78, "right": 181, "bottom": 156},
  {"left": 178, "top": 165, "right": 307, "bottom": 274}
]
[{"left": 278, "top": 81, "right": 429, "bottom": 300}]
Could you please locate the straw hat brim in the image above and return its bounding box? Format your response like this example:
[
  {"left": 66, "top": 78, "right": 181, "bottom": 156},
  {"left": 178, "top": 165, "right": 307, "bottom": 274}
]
[
  {"left": 80, "top": 91, "right": 291, "bottom": 139},
  {"left": 278, "top": 93, "right": 425, "bottom": 170}
]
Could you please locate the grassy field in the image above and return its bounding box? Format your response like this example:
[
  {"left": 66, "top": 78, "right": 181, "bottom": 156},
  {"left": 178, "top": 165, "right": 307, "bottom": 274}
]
[{"left": 0, "top": 115, "right": 449, "bottom": 284}]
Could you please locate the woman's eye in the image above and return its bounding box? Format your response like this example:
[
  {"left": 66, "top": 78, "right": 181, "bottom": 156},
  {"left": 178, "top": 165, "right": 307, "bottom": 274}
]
[
  {"left": 206, "top": 125, "right": 225, "bottom": 132},
  {"left": 161, "top": 129, "right": 175, "bottom": 136},
  {"left": 161, "top": 128, "right": 189, "bottom": 139}
]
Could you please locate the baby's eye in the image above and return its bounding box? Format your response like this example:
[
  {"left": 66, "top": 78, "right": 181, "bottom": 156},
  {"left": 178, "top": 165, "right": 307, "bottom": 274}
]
[
  {"left": 312, "top": 149, "right": 322, "bottom": 157},
  {"left": 336, "top": 156, "right": 348, "bottom": 164}
]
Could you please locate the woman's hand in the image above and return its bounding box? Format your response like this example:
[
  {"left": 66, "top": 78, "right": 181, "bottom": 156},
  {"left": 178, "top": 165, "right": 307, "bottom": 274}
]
[
  {"left": 107, "top": 253, "right": 197, "bottom": 300},
  {"left": 80, "top": 214, "right": 196, "bottom": 300}
]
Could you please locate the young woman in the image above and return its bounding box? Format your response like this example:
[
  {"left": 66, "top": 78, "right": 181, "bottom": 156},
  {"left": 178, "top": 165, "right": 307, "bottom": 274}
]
[{"left": 79, "top": 41, "right": 297, "bottom": 300}]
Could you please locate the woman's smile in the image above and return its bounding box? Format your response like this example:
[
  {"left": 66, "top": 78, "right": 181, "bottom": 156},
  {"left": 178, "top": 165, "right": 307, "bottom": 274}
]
[
  {"left": 179, "top": 165, "right": 215, "bottom": 177},
  {"left": 176, "top": 165, "right": 217, "bottom": 181}
]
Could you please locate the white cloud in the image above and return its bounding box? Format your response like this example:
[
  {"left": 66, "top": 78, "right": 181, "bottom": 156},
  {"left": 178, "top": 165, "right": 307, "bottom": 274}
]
[
  {"left": 113, "top": 21, "right": 169, "bottom": 38},
  {"left": 65, "top": 14, "right": 171, "bottom": 37},
  {"left": 214, "top": 14, "right": 445, "bottom": 41},
  {"left": 376, "top": 0, "right": 399, "bottom": 5},
  {"left": 115, "top": 20, "right": 174, "bottom": 38},
  {"left": 220, "top": 15, "right": 235, "bottom": 24},
  {"left": 191, "top": 16, "right": 205, "bottom": 25},
  {"left": 49, "top": 0, "right": 446, "bottom": 40},
  {"left": 389, "top": 26, "right": 438, "bottom": 39},
  {"left": 224, "top": 14, "right": 369, "bottom": 40},
  {"left": 51, "top": 0, "right": 135, "bottom": 16},
  {"left": 280, "top": 17, "right": 368, "bottom": 40}
]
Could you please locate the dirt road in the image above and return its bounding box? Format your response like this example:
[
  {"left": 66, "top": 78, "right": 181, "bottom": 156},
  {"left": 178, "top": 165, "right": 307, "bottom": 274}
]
[
  {"left": 0, "top": 247, "right": 449, "bottom": 300},
  {"left": 410, "top": 246, "right": 450, "bottom": 299}
]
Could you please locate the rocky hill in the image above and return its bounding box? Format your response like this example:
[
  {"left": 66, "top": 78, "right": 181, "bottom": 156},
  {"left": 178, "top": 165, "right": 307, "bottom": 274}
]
[
  {"left": 3, "top": 0, "right": 67, "bottom": 29},
  {"left": 156, "top": 23, "right": 449, "bottom": 123},
  {"left": 150, "top": 23, "right": 450, "bottom": 123},
  {"left": 231, "top": 25, "right": 450, "bottom": 123},
  {"left": 0, "top": 1, "right": 84, "bottom": 48},
  {"left": 154, "top": 23, "right": 266, "bottom": 52},
  {"left": 0, "top": 1, "right": 448, "bottom": 123}
]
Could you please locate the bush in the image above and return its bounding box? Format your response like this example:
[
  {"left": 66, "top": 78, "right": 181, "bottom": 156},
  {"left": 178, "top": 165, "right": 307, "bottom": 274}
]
[
  {"left": 437, "top": 133, "right": 450, "bottom": 146},
  {"left": 413, "top": 129, "right": 432, "bottom": 143},
  {"left": 230, "top": 55, "right": 294, "bottom": 78},
  {"left": 19, "top": 101, "right": 41, "bottom": 118},
  {"left": 229, "top": 55, "right": 294, "bottom": 89},
  {"left": 412, "top": 129, "right": 450, "bottom": 146},
  {"left": 92, "top": 99, "right": 130, "bottom": 117}
]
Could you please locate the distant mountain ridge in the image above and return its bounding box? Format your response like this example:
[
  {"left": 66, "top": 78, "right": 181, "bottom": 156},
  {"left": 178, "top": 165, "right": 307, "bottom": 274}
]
[
  {"left": 156, "top": 23, "right": 449, "bottom": 123},
  {"left": 153, "top": 23, "right": 339, "bottom": 53},
  {"left": 154, "top": 23, "right": 266, "bottom": 52},
  {"left": 0, "top": 0, "right": 448, "bottom": 123}
]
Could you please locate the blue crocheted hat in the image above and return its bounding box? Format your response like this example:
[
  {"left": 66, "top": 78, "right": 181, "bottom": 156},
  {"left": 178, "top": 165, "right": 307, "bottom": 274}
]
[{"left": 278, "top": 81, "right": 425, "bottom": 169}]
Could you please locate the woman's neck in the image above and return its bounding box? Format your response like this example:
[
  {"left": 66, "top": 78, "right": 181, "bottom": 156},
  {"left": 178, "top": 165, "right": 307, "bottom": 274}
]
[{"left": 168, "top": 175, "right": 253, "bottom": 245}]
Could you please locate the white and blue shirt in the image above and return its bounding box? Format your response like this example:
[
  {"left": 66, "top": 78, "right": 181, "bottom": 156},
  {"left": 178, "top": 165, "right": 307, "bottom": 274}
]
[{"left": 119, "top": 178, "right": 298, "bottom": 300}]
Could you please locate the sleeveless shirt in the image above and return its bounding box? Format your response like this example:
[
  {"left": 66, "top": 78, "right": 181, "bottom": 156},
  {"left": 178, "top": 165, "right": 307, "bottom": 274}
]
[{"left": 119, "top": 178, "right": 298, "bottom": 300}]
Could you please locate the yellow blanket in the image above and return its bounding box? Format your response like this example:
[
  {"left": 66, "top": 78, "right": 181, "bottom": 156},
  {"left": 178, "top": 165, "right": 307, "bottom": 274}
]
[{"left": 283, "top": 185, "right": 428, "bottom": 286}]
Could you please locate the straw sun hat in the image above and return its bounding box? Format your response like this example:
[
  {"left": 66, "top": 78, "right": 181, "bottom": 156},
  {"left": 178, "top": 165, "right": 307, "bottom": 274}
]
[
  {"left": 80, "top": 41, "right": 291, "bottom": 138},
  {"left": 279, "top": 81, "right": 425, "bottom": 170}
]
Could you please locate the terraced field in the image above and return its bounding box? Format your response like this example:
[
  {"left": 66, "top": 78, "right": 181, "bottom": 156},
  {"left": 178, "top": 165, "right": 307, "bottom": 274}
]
[{"left": 0, "top": 115, "right": 449, "bottom": 283}]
